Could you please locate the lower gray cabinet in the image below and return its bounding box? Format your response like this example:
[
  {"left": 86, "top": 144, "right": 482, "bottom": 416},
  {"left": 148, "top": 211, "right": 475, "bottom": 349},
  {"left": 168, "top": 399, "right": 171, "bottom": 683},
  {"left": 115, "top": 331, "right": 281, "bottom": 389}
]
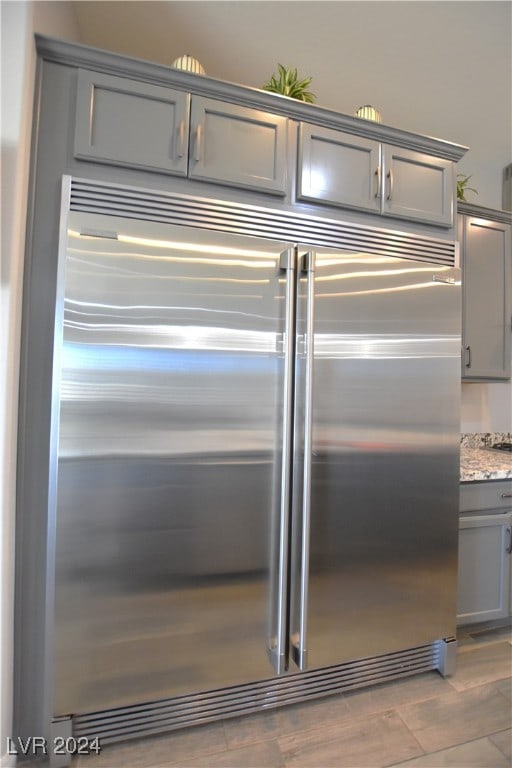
[
  {"left": 457, "top": 513, "right": 512, "bottom": 624},
  {"left": 457, "top": 481, "right": 512, "bottom": 625}
]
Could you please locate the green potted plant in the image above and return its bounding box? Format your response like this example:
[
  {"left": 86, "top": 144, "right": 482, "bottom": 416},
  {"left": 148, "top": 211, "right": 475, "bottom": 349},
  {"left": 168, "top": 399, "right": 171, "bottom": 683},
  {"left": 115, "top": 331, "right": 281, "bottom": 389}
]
[
  {"left": 262, "top": 64, "right": 316, "bottom": 103},
  {"left": 457, "top": 174, "right": 478, "bottom": 202}
]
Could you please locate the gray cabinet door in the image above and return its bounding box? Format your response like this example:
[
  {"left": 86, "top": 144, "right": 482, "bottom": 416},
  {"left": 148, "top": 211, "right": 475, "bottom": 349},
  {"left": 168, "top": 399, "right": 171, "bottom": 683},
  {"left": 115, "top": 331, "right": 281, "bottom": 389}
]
[
  {"left": 297, "top": 126, "right": 453, "bottom": 226},
  {"left": 74, "top": 70, "right": 190, "bottom": 175},
  {"left": 381, "top": 146, "right": 454, "bottom": 226},
  {"left": 297, "top": 124, "right": 381, "bottom": 213},
  {"left": 189, "top": 97, "right": 288, "bottom": 194},
  {"left": 461, "top": 215, "right": 511, "bottom": 380},
  {"left": 457, "top": 513, "right": 512, "bottom": 624}
]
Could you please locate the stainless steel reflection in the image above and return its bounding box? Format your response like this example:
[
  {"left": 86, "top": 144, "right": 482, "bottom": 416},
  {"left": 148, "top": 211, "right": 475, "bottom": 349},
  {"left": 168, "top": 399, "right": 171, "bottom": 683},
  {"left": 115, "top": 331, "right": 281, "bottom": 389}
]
[
  {"left": 52, "top": 205, "right": 461, "bottom": 723},
  {"left": 54, "top": 213, "right": 291, "bottom": 713},
  {"left": 268, "top": 248, "right": 295, "bottom": 675},
  {"left": 303, "top": 252, "right": 461, "bottom": 669},
  {"left": 291, "top": 251, "right": 316, "bottom": 671}
]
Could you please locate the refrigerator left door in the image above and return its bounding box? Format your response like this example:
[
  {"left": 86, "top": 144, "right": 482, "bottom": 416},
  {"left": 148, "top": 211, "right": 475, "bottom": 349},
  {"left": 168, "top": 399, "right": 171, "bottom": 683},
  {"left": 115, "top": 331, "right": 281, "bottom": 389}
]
[{"left": 52, "top": 211, "right": 290, "bottom": 715}]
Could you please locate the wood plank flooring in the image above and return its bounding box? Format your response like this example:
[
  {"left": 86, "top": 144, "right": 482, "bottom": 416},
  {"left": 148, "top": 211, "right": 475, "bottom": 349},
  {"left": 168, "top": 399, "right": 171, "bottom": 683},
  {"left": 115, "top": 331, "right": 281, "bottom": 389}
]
[{"left": 75, "top": 626, "right": 511, "bottom": 768}]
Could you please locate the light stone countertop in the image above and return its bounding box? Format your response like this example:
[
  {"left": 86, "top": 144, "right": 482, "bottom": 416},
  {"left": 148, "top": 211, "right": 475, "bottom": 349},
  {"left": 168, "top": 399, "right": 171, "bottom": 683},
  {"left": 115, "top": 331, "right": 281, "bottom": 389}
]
[
  {"left": 460, "top": 445, "right": 512, "bottom": 483},
  {"left": 460, "top": 433, "right": 512, "bottom": 483}
]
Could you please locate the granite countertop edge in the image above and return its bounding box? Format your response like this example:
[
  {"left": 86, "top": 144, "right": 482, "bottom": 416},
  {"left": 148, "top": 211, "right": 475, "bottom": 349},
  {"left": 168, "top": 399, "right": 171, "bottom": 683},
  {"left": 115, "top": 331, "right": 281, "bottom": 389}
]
[{"left": 460, "top": 433, "right": 512, "bottom": 483}]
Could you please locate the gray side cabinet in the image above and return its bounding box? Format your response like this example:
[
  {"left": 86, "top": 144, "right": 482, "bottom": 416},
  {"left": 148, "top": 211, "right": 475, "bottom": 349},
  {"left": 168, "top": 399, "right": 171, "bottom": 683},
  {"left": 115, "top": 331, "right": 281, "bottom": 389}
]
[
  {"left": 460, "top": 209, "right": 512, "bottom": 380},
  {"left": 457, "top": 481, "right": 512, "bottom": 625},
  {"left": 297, "top": 124, "right": 454, "bottom": 226}
]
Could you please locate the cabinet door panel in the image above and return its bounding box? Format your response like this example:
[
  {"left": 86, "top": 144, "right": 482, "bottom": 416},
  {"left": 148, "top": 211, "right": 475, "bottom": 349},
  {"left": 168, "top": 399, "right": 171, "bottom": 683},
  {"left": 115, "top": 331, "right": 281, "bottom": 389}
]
[
  {"left": 297, "top": 124, "right": 381, "bottom": 213},
  {"left": 189, "top": 97, "right": 287, "bottom": 194},
  {"left": 462, "top": 217, "right": 511, "bottom": 380},
  {"left": 74, "top": 70, "right": 190, "bottom": 175},
  {"left": 457, "top": 513, "right": 512, "bottom": 624},
  {"left": 382, "top": 146, "right": 453, "bottom": 227}
]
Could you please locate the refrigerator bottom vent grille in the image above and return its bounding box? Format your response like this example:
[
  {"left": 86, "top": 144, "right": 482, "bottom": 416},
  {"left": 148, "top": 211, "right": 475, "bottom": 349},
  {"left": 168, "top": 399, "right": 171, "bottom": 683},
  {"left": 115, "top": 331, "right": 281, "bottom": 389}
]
[{"left": 72, "top": 643, "right": 439, "bottom": 744}]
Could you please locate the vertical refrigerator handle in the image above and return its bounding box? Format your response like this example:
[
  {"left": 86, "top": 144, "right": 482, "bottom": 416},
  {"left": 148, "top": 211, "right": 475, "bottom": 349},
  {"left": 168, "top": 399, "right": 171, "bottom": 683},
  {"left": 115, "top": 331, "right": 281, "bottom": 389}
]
[
  {"left": 268, "top": 247, "right": 296, "bottom": 675},
  {"left": 292, "top": 251, "right": 316, "bottom": 671}
]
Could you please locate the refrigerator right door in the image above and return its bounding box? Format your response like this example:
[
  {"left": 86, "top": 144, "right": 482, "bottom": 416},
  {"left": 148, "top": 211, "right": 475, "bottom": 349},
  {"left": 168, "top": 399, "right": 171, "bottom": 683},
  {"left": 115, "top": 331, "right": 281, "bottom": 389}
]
[{"left": 292, "top": 249, "right": 461, "bottom": 670}]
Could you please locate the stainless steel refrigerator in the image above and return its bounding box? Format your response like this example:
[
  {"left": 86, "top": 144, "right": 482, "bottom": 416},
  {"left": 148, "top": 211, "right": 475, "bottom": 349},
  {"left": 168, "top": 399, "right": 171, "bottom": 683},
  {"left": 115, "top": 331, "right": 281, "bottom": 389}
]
[{"left": 49, "top": 178, "right": 461, "bottom": 743}]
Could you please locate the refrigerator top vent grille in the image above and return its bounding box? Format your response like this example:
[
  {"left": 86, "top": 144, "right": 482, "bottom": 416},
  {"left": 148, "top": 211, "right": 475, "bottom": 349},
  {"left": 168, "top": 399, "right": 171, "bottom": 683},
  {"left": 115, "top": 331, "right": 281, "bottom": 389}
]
[{"left": 68, "top": 177, "right": 457, "bottom": 266}]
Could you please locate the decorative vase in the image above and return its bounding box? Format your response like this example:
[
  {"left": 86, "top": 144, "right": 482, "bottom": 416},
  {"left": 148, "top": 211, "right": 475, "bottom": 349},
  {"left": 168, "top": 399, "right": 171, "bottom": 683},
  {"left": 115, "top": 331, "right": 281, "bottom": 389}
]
[
  {"left": 355, "top": 105, "right": 383, "bottom": 123},
  {"left": 171, "top": 55, "right": 205, "bottom": 75}
]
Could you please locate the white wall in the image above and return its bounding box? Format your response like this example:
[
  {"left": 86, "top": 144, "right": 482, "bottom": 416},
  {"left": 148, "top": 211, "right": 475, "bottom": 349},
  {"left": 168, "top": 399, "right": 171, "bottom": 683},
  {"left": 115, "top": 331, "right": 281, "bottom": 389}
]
[
  {"left": 1, "top": 7, "right": 34, "bottom": 763},
  {"left": 461, "top": 381, "right": 512, "bottom": 433},
  {"left": 0, "top": 4, "right": 81, "bottom": 763}
]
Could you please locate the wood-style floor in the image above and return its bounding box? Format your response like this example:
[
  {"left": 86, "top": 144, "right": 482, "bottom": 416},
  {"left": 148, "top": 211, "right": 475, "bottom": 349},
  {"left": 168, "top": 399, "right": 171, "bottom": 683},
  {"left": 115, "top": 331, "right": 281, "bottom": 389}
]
[{"left": 74, "top": 626, "right": 511, "bottom": 768}]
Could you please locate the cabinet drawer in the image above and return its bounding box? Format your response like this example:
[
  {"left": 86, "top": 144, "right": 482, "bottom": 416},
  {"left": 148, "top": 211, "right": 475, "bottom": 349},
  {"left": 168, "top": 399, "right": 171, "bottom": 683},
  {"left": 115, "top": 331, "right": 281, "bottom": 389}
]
[
  {"left": 189, "top": 97, "right": 288, "bottom": 195},
  {"left": 74, "top": 70, "right": 190, "bottom": 176},
  {"left": 460, "top": 480, "right": 512, "bottom": 513}
]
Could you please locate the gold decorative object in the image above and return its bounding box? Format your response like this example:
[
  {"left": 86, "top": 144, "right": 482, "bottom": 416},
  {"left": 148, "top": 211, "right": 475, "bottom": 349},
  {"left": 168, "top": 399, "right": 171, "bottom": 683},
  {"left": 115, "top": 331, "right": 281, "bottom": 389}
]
[
  {"left": 171, "top": 55, "right": 205, "bottom": 75},
  {"left": 355, "top": 105, "right": 383, "bottom": 123}
]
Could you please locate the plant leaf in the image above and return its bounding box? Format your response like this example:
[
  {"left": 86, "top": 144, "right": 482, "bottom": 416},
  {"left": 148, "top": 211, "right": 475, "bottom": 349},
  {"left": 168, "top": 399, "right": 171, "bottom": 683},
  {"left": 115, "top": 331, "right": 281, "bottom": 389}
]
[{"left": 261, "top": 64, "right": 316, "bottom": 102}]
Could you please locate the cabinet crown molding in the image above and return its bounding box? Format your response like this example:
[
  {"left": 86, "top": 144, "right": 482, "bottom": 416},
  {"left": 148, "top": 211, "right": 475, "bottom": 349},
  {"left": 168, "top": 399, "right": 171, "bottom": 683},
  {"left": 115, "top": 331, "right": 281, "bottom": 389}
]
[
  {"left": 35, "top": 34, "right": 468, "bottom": 163},
  {"left": 458, "top": 201, "right": 512, "bottom": 224}
]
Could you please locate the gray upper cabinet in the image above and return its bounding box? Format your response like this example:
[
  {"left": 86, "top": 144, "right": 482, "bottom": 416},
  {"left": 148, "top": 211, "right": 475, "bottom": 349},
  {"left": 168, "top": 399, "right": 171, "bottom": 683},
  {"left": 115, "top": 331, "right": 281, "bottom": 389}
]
[
  {"left": 297, "top": 124, "right": 381, "bottom": 213},
  {"left": 297, "top": 124, "right": 454, "bottom": 226},
  {"left": 381, "top": 146, "right": 453, "bottom": 226},
  {"left": 460, "top": 206, "right": 512, "bottom": 380},
  {"left": 74, "top": 70, "right": 190, "bottom": 176},
  {"left": 74, "top": 70, "right": 288, "bottom": 195},
  {"left": 66, "top": 51, "right": 466, "bottom": 215},
  {"left": 189, "top": 97, "right": 288, "bottom": 195}
]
